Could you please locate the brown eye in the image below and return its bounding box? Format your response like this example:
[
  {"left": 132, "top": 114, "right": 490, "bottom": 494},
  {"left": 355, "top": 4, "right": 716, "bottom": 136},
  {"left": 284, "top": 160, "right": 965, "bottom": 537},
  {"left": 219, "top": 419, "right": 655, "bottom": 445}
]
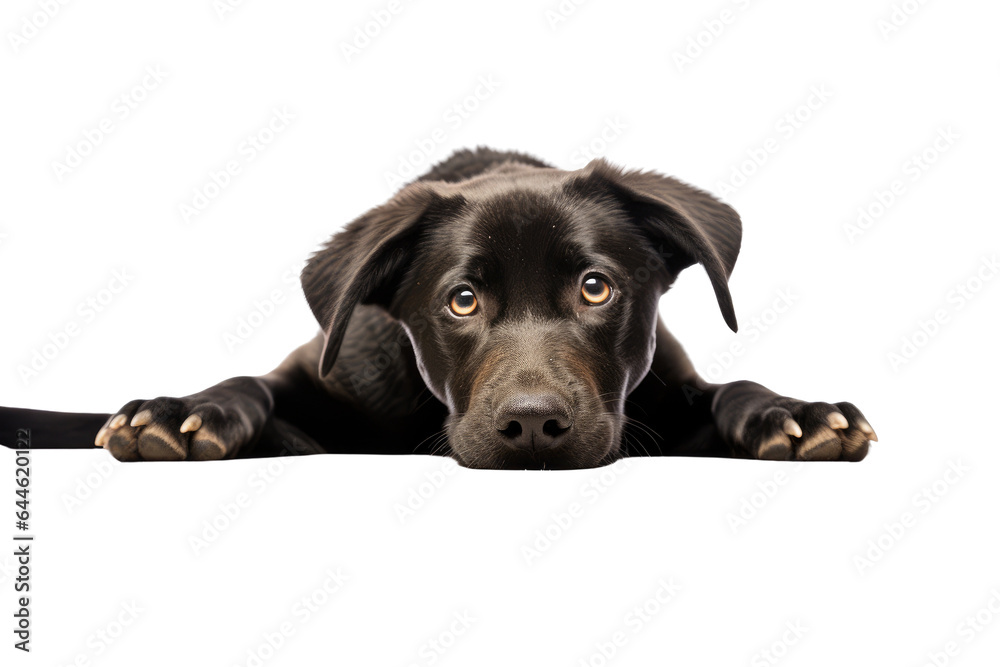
[
  {"left": 450, "top": 288, "right": 478, "bottom": 316},
  {"left": 582, "top": 275, "right": 611, "bottom": 305}
]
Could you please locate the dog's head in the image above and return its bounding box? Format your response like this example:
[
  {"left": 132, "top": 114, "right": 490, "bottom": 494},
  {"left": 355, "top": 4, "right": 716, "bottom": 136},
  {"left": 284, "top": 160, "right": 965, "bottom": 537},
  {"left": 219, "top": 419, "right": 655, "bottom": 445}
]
[{"left": 302, "top": 159, "right": 741, "bottom": 469}]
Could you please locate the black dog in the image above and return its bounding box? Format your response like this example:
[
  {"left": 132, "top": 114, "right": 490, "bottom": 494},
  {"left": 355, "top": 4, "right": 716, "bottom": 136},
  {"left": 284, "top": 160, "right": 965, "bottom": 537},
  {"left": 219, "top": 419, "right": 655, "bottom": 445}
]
[{"left": 1, "top": 148, "right": 876, "bottom": 468}]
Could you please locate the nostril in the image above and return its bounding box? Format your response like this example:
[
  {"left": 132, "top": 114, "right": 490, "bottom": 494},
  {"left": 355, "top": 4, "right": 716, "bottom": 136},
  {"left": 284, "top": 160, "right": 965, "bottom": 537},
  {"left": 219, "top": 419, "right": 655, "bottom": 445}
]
[
  {"left": 542, "top": 419, "right": 569, "bottom": 439},
  {"left": 499, "top": 421, "right": 523, "bottom": 439}
]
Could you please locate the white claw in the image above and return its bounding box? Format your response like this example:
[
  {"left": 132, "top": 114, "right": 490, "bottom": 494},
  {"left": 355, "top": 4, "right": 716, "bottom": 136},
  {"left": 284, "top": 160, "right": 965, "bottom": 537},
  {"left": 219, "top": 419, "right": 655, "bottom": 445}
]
[
  {"left": 783, "top": 419, "right": 803, "bottom": 438},
  {"left": 180, "top": 414, "right": 203, "bottom": 433},
  {"left": 109, "top": 414, "right": 127, "bottom": 430},
  {"left": 827, "top": 412, "right": 849, "bottom": 430},
  {"left": 130, "top": 410, "right": 152, "bottom": 428},
  {"left": 858, "top": 420, "right": 878, "bottom": 441},
  {"left": 95, "top": 427, "right": 108, "bottom": 448}
]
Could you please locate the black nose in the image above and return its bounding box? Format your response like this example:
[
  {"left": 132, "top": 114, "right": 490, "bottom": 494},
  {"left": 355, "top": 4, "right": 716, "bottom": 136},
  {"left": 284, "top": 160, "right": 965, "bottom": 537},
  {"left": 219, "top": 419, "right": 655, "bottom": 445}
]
[{"left": 495, "top": 393, "right": 573, "bottom": 452}]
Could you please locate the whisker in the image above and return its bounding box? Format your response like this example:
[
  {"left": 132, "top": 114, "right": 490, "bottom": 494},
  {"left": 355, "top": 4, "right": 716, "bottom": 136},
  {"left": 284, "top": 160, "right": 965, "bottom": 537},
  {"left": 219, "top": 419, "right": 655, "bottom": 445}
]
[
  {"left": 621, "top": 415, "right": 661, "bottom": 457},
  {"left": 413, "top": 428, "right": 448, "bottom": 455}
]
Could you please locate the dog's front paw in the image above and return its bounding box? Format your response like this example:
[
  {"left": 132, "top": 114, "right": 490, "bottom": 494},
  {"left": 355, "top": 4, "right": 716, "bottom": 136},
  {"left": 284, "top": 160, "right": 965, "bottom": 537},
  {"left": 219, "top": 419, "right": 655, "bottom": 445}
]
[
  {"left": 739, "top": 400, "right": 877, "bottom": 462},
  {"left": 95, "top": 394, "right": 262, "bottom": 462}
]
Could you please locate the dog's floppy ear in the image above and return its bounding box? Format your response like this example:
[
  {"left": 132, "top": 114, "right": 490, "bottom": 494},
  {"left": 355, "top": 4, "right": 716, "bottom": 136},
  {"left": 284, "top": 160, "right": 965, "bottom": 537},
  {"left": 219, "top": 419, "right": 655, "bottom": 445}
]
[
  {"left": 301, "top": 183, "right": 440, "bottom": 377},
  {"left": 581, "top": 159, "right": 742, "bottom": 332}
]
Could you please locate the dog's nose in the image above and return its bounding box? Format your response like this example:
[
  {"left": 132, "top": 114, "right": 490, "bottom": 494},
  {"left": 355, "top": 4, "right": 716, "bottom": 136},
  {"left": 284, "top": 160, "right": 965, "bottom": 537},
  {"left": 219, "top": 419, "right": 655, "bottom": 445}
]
[{"left": 495, "top": 393, "right": 573, "bottom": 451}]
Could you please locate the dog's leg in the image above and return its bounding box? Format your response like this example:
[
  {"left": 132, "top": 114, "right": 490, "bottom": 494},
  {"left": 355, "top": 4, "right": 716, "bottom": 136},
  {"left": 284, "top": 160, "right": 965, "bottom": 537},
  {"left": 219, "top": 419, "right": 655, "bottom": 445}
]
[
  {"left": 95, "top": 375, "right": 284, "bottom": 462},
  {"left": 95, "top": 313, "right": 439, "bottom": 462},
  {"left": 94, "top": 336, "right": 337, "bottom": 461},
  {"left": 629, "top": 320, "right": 876, "bottom": 461},
  {"left": 708, "top": 380, "right": 876, "bottom": 461}
]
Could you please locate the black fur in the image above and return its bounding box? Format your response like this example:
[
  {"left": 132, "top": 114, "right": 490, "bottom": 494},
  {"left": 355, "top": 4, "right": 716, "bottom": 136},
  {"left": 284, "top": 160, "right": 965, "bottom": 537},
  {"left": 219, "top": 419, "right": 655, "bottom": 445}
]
[{"left": 1, "top": 148, "right": 874, "bottom": 468}]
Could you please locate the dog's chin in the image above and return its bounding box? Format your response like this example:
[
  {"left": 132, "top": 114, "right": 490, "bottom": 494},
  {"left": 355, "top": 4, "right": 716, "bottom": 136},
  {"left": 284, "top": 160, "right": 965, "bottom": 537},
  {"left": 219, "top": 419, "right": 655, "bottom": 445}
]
[
  {"left": 475, "top": 447, "right": 617, "bottom": 470},
  {"left": 446, "top": 416, "right": 621, "bottom": 470}
]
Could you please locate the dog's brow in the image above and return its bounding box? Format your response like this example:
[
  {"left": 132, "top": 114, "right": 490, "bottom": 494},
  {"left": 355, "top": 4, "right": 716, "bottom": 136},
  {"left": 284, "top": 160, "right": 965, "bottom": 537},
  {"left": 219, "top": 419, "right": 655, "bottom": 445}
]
[{"left": 438, "top": 263, "right": 486, "bottom": 291}]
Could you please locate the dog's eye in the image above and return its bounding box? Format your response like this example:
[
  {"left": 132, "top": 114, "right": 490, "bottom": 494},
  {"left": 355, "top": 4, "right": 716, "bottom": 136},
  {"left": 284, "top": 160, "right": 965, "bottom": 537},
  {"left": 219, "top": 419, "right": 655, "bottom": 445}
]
[
  {"left": 450, "top": 288, "right": 478, "bottom": 316},
  {"left": 581, "top": 275, "right": 612, "bottom": 305}
]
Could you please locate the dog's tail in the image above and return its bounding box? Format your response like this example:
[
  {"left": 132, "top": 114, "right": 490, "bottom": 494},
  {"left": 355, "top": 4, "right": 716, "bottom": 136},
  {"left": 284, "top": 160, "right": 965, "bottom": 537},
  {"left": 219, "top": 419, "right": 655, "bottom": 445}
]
[{"left": 0, "top": 406, "right": 109, "bottom": 450}]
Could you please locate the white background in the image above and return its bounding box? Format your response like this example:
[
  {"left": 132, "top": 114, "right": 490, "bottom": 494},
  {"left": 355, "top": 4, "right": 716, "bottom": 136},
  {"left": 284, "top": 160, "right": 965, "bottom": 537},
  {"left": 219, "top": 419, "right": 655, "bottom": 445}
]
[{"left": 2, "top": 0, "right": 999, "bottom": 665}]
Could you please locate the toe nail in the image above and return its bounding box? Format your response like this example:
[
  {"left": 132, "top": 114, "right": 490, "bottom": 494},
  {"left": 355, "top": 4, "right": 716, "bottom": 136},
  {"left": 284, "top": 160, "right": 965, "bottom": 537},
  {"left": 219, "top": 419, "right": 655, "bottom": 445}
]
[
  {"left": 130, "top": 410, "right": 152, "bottom": 428},
  {"left": 180, "top": 414, "right": 203, "bottom": 433},
  {"left": 95, "top": 427, "right": 108, "bottom": 447},
  {"left": 827, "top": 413, "right": 849, "bottom": 430},
  {"left": 858, "top": 420, "right": 878, "bottom": 441},
  {"left": 783, "top": 419, "right": 803, "bottom": 438},
  {"left": 109, "top": 414, "right": 127, "bottom": 430}
]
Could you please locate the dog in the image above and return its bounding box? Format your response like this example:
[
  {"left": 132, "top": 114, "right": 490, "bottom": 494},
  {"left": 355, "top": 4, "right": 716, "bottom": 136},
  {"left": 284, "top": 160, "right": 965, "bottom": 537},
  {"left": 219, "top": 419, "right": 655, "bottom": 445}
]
[{"left": 0, "top": 147, "right": 876, "bottom": 468}]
